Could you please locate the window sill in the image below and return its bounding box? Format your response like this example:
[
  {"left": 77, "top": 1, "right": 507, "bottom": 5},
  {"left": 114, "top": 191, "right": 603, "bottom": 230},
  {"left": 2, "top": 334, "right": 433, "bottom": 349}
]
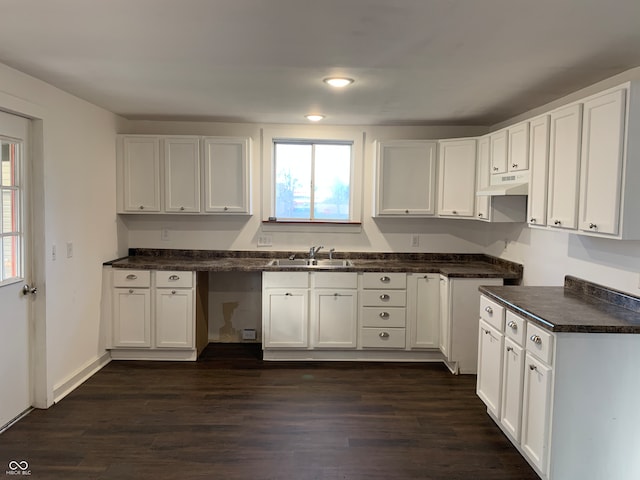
[{"left": 261, "top": 220, "right": 362, "bottom": 233}]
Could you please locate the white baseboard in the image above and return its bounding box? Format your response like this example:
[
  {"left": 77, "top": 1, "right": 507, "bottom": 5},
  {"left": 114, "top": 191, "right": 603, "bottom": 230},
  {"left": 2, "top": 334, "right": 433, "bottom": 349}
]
[{"left": 52, "top": 351, "right": 111, "bottom": 403}]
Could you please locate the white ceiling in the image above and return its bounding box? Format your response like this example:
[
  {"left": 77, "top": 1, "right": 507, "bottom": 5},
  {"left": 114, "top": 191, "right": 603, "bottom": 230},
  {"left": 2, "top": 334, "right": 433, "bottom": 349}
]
[{"left": 1, "top": 0, "right": 639, "bottom": 126}]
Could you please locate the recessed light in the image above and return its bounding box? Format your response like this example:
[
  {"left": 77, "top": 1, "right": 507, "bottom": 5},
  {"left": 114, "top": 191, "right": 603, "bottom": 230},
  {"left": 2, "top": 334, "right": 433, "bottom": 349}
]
[
  {"left": 305, "top": 114, "right": 325, "bottom": 122},
  {"left": 323, "top": 77, "right": 354, "bottom": 88}
]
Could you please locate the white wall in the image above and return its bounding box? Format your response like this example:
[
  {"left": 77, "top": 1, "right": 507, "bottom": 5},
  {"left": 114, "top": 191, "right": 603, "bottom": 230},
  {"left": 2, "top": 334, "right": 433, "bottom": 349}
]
[
  {"left": 121, "top": 121, "right": 490, "bottom": 253},
  {"left": 0, "top": 62, "right": 124, "bottom": 403}
]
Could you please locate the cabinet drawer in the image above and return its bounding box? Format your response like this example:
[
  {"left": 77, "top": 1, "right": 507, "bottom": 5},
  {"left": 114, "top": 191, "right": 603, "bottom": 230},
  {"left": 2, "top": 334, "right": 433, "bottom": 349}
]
[
  {"left": 362, "top": 272, "right": 406, "bottom": 289},
  {"left": 113, "top": 269, "right": 151, "bottom": 288},
  {"left": 263, "top": 272, "right": 309, "bottom": 288},
  {"left": 313, "top": 272, "right": 358, "bottom": 289},
  {"left": 480, "top": 295, "right": 505, "bottom": 331},
  {"left": 361, "top": 327, "right": 406, "bottom": 349},
  {"left": 505, "top": 311, "right": 526, "bottom": 346},
  {"left": 526, "top": 322, "right": 554, "bottom": 365},
  {"left": 361, "top": 307, "right": 406, "bottom": 328},
  {"left": 361, "top": 290, "right": 407, "bottom": 307},
  {"left": 156, "top": 271, "right": 193, "bottom": 288}
]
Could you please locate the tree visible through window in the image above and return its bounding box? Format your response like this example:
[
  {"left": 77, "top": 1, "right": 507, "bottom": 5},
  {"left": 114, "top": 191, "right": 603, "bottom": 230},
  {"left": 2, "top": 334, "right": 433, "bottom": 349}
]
[
  {"left": 274, "top": 141, "right": 351, "bottom": 221},
  {"left": 1, "top": 139, "right": 22, "bottom": 284}
]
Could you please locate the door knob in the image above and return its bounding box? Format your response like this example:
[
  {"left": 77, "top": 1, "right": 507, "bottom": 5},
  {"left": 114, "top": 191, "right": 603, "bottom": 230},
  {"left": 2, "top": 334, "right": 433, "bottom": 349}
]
[{"left": 22, "top": 284, "right": 37, "bottom": 295}]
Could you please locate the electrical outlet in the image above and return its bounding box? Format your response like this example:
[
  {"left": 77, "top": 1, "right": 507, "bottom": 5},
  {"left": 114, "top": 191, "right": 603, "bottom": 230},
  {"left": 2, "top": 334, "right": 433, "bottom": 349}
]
[
  {"left": 410, "top": 234, "right": 419, "bottom": 248},
  {"left": 258, "top": 235, "right": 272, "bottom": 247},
  {"left": 161, "top": 228, "right": 170, "bottom": 241},
  {"left": 66, "top": 242, "right": 73, "bottom": 258}
]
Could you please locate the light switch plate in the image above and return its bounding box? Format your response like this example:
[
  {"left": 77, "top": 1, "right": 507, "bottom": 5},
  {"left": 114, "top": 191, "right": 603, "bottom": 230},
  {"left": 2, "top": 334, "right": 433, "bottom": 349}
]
[
  {"left": 66, "top": 242, "right": 73, "bottom": 258},
  {"left": 410, "top": 234, "right": 419, "bottom": 248}
]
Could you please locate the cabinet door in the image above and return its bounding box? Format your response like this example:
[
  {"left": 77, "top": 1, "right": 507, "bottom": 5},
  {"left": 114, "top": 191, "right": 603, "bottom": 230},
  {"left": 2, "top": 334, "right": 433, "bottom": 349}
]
[
  {"left": 437, "top": 139, "right": 477, "bottom": 217},
  {"left": 164, "top": 137, "right": 201, "bottom": 213},
  {"left": 475, "top": 136, "right": 490, "bottom": 221},
  {"left": 500, "top": 338, "right": 524, "bottom": 441},
  {"left": 203, "top": 137, "right": 251, "bottom": 213},
  {"left": 375, "top": 140, "right": 437, "bottom": 216},
  {"left": 578, "top": 89, "right": 626, "bottom": 235},
  {"left": 122, "top": 136, "right": 161, "bottom": 212},
  {"left": 521, "top": 353, "right": 553, "bottom": 474},
  {"left": 155, "top": 288, "right": 194, "bottom": 348},
  {"left": 490, "top": 130, "right": 508, "bottom": 174},
  {"left": 409, "top": 274, "right": 440, "bottom": 349},
  {"left": 438, "top": 276, "right": 450, "bottom": 358},
  {"left": 476, "top": 320, "right": 504, "bottom": 417},
  {"left": 311, "top": 289, "right": 357, "bottom": 348},
  {"left": 547, "top": 103, "right": 583, "bottom": 230},
  {"left": 507, "top": 122, "right": 529, "bottom": 172},
  {"left": 263, "top": 289, "right": 308, "bottom": 348},
  {"left": 527, "top": 115, "right": 550, "bottom": 226},
  {"left": 113, "top": 288, "right": 151, "bottom": 347}
]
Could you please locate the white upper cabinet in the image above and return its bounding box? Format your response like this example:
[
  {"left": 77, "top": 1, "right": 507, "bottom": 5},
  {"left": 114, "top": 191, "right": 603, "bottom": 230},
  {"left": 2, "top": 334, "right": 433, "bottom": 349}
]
[
  {"left": 438, "top": 138, "right": 477, "bottom": 217},
  {"left": 120, "top": 136, "right": 161, "bottom": 213},
  {"left": 489, "top": 130, "right": 508, "bottom": 174},
  {"left": 507, "top": 121, "right": 529, "bottom": 172},
  {"left": 578, "top": 88, "right": 626, "bottom": 236},
  {"left": 374, "top": 140, "right": 437, "bottom": 216},
  {"left": 164, "top": 137, "right": 201, "bottom": 213},
  {"left": 527, "top": 115, "right": 550, "bottom": 227},
  {"left": 475, "top": 136, "right": 491, "bottom": 221},
  {"left": 546, "top": 103, "right": 583, "bottom": 230},
  {"left": 203, "top": 137, "right": 251, "bottom": 214}
]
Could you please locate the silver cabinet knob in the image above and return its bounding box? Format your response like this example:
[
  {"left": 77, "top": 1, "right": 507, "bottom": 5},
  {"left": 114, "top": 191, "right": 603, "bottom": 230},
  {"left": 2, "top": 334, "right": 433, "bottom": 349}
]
[
  {"left": 589, "top": 223, "right": 597, "bottom": 230},
  {"left": 334, "top": 293, "right": 339, "bottom": 297},
  {"left": 139, "top": 205, "right": 144, "bottom": 210},
  {"left": 285, "top": 292, "right": 292, "bottom": 296},
  {"left": 405, "top": 209, "right": 409, "bottom": 214},
  {"left": 180, "top": 206, "right": 185, "bottom": 211},
  {"left": 484, "top": 306, "right": 493, "bottom": 314},
  {"left": 493, "top": 166, "right": 499, "bottom": 171},
  {"left": 478, "top": 213, "right": 483, "bottom": 217},
  {"left": 126, "top": 274, "right": 138, "bottom": 280},
  {"left": 512, "top": 163, "right": 518, "bottom": 168},
  {"left": 379, "top": 332, "right": 390, "bottom": 339},
  {"left": 168, "top": 275, "right": 180, "bottom": 281},
  {"left": 554, "top": 220, "right": 561, "bottom": 225},
  {"left": 22, "top": 284, "right": 37, "bottom": 295},
  {"left": 529, "top": 364, "right": 538, "bottom": 371},
  {"left": 379, "top": 312, "right": 390, "bottom": 319},
  {"left": 128, "top": 289, "right": 134, "bottom": 294},
  {"left": 452, "top": 210, "right": 458, "bottom": 215},
  {"left": 171, "top": 290, "right": 176, "bottom": 294},
  {"left": 224, "top": 206, "right": 229, "bottom": 211},
  {"left": 506, "top": 346, "right": 513, "bottom": 352},
  {"left": 530, "top": 218, "right": 536, "bottom": 223},
  {"left": 507, "top": 320, "right": 517, "bottom": 330},
  {"left": 380, "top": 276, "right": 390, "bottom": 283},
  {"left": 530, "top": 335, "right": 542, "bottom": 345},
  {"left": 379, "top": 294, "right": 390, "bottom": 301}
]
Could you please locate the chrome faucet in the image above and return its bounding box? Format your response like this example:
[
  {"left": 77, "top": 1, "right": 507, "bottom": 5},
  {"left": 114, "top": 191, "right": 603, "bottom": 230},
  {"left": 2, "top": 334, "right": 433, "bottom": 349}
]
[{"left": 309, "top": 245, "right": 323, "bottom": 259}]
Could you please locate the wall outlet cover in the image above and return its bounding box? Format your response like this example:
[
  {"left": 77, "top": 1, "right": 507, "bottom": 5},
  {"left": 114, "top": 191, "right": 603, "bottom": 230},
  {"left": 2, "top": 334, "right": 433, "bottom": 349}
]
[{"left": 242, "top": 329, "right": 257, "bottom": 340}]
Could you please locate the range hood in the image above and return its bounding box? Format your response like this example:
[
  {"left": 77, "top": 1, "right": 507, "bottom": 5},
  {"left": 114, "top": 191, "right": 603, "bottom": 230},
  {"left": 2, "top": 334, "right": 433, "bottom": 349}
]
[
  {"left": 477, "top": 171, "right": 530, "bottom": 196},
  {"left": 476, "top": 182, "right": 528, "bottom": 196}
]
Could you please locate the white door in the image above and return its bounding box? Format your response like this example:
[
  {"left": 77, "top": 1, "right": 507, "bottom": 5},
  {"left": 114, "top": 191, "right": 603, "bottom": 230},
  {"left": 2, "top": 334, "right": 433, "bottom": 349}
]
[{"left": 0, "top": 111, "right": 32, "bottom": 429}]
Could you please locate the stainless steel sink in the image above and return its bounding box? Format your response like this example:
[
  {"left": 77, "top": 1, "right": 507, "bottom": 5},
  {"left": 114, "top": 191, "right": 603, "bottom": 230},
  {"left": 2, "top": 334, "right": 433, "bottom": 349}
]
[{"left": 266, "top": 259, "right": 353, "bottom": 268}]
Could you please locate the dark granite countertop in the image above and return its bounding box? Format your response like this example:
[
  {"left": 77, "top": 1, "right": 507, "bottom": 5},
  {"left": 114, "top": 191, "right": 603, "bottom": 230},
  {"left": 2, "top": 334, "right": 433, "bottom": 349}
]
[
  {"left": 105, "top": 249, "right": 523, "bottom": 281},
  {"left": 479, "top": 276, "right": 640, "bottom": 334}
]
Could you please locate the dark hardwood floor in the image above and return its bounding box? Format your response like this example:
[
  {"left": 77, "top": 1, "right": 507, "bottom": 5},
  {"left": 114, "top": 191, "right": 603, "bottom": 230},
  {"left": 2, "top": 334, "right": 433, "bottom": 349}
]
[{"left": 0, "top": 344, "right": 538, "bottom": 479}]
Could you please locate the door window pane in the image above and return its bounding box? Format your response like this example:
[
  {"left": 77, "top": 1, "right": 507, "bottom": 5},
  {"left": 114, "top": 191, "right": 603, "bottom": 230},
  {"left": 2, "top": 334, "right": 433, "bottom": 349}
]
[
  {"left": 2, "top": 235, "right": 19, "bottom": 280},
  {"left": 0, "top": 139, "right": 22, "bottom": 283},
  {"left": 1, "top": 142, "right": 18, "bottom": 187}
]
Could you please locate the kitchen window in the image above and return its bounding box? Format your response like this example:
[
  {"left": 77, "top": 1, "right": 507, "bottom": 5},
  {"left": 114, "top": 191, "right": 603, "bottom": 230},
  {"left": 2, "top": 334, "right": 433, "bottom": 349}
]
[{"left": 262, "top": 127, "right": 364, "bottom": 226}]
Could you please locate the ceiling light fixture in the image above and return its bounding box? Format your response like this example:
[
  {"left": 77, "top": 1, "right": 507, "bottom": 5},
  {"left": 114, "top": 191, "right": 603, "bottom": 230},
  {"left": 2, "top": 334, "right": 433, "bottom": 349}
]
[
  {"left": 323, "top": 77, "right": 354, "bottom": 88},
  {"left": 305, "top": 114, "right": 325, "bottom": 122}
]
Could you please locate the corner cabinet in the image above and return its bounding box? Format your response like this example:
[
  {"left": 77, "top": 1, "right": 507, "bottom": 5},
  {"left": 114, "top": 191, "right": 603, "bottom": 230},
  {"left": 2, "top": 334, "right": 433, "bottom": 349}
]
[
  {"left": 437, "top": 138, "right": 477, "bottom": 218},
  {"left": 117, "top": 134, "right": 251, "bottom": 215},
  {"left": 374, "top": 140, "right": 437, "bottom": 216}
]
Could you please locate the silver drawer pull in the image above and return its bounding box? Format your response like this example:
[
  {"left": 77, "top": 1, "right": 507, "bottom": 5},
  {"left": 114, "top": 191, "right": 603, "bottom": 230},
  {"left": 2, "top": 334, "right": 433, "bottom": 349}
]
[
  {"left": 379, "top": 312, "right": 389, "bottom": 319},
  {"left": 380, "top": 276, "right": 390, "bottom": 283},
  {"left": 168, "top": 275, "right": 180, "bottom": 281},
  {"left": 379, "top": 332, "right": 390, "bottom": 339},
  {"left": 126, "top": 274, "right": 138, "bottom": 280},
  {"left": 484, "top": 306, "right": 493, "bottom": 314},
  {"left": 507, "top": 320, "right": 517, "bottom": 330},
  {"left": 529, "top": 364, "right": 538, "bottom": 371},
  {"left": 379, "top": 294, "right": 390, "bottom": 301},
  {"left": 530, "top": 335, "right": 542, "bottom": 345}
]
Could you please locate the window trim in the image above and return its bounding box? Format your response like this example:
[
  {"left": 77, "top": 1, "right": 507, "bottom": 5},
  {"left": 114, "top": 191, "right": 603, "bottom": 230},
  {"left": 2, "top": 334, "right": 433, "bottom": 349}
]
[
  {"left": 261, "top": 126, "right": 363, "bottom": 225},
  {"left": 0, "top": 136, "right": 24, "bottom": 286}
]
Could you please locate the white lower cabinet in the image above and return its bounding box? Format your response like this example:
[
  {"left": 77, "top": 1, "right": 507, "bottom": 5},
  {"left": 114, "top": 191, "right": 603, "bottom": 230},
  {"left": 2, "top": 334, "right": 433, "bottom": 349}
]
[
  {"left": 500, "top": 337, "right": 525, "bottom": 441},
  {"left": 407, "top": 273, "right": 440, "bottom": 348},
  {"left": 311, "top": 273, "right": 358, "bottom": 348},
  {"left": 262, "top": 272, "right": 309, "bottom": 348},
  {"left": 110, "top": 269, "right": 197, "bottom": 360},
  {"left": 476, "top": 320, "right": 504, "bottom": 417}
]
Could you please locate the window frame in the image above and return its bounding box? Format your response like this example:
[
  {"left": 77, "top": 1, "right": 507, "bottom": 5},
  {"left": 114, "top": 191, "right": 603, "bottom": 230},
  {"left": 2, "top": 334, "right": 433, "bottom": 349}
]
[{"left": 262, "top": 126, "right": 363, "bottom": 225}]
